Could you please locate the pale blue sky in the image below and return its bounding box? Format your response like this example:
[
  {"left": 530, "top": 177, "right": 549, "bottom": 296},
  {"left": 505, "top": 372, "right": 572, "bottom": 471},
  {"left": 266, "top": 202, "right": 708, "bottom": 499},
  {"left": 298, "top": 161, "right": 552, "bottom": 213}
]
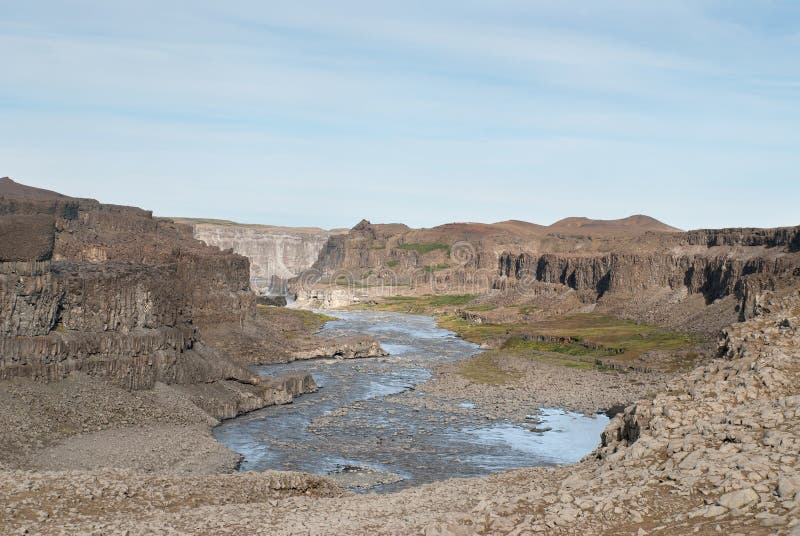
[{"left": 1, "top": 1, "right": 798, "bottom": 230}]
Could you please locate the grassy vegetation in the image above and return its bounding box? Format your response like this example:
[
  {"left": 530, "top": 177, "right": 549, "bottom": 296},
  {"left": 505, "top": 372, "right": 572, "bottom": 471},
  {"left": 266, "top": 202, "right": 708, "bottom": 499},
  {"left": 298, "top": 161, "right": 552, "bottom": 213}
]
[
  {"left": 463, "top": 304, "right": 497, "bottom": 312},
  {"left": 428, "top": 294, "right": 477, "bottom": 307},
  {"left": 397, "top": 243, "right": 450, "bottom": 255},
  {"left": 459, "top": 354, "right": 518, "bottom": 385},
  {"left": 355, "top": 294, "right": 478, "bottom": 313},
  {"left": 256, "top": 305, "right": 336, "bottom": 330},
  {"left": 501, "top": 336, "right": 615, "bottom": 358},
  {"left": 439, "top": 312, "right": 700, "bottom": 365},
  {"left": 386, "top": 260, "right": 399, "bottom": 267},
  {"left": 422, "top": 264, "right": 450, "bottom": 273},
  {"left": 350, "top": 293, "right": 702, "bottom": 371},
  {"left": 437, "top": 315, "right": 514, "bottom": 342},
  {"left": 458, "top": 346, "right": 611, "bottom": 384}
]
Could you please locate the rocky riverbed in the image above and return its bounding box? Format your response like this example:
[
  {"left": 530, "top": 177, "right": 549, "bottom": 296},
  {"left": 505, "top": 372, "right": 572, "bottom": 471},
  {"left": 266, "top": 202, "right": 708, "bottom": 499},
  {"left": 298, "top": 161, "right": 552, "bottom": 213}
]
[
  {"left": 214, "top": 310, "right": 612, "bottom": 490},
  {"left": 3, "top": 291, "right": 799, "bottom": 534},
  {"left": 394, "top": 351, "right": 671, "bottom": 421}
]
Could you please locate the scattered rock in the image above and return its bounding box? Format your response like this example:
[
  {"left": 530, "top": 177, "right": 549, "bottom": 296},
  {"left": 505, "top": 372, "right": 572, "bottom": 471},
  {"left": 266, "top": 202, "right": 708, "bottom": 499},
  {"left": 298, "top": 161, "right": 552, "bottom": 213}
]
[{"left": 717, "top": 488, "right": 759, "bottom": 511}]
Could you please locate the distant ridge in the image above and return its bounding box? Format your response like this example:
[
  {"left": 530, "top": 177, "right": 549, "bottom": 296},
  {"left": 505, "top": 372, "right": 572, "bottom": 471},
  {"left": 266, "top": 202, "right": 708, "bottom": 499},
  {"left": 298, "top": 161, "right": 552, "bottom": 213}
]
[
  {"left": 547, "top": 214, "right": 683, "bottom": 235},
  {"left": 405, "top": 214, "right": 681, "bottom": 239},
  {"left": 1, "top": 178, "right": 682, "bottom": 236}
]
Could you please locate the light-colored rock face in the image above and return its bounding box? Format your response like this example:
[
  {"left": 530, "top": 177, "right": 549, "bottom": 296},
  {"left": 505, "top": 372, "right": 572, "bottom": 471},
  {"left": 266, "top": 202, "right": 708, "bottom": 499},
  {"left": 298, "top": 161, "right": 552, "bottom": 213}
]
[{"left": 191, "top": 223, "right": 334, "bottom": 292}]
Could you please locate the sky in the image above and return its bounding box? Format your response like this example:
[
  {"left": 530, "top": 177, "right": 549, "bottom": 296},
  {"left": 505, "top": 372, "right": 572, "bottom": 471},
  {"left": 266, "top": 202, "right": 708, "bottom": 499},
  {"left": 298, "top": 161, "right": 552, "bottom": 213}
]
[{"left": 1, "top": 1, "right": 798, "bottom": 230}]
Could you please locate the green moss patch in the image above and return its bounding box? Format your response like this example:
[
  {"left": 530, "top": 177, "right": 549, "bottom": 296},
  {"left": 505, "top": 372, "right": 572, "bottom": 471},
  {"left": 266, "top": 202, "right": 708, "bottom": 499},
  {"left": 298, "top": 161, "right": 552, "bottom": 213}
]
[
  {"left": 397, "top": 243, "right": 450, "bottom": 255},
  {"left": 257, "top": 305, "right": 336, "bottom": 330},
  {"left": 355, "top": 294, "right": 478, "bottom": 313},
  {"left": 439, "top": 312, "right": 700, "bottom": 366}
]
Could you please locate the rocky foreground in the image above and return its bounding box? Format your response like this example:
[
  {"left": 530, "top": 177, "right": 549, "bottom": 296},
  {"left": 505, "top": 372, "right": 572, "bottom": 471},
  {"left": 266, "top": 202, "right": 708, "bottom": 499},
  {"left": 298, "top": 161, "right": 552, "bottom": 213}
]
[{"left": 1, "top": 290, "right": 798, "bottom": 534}]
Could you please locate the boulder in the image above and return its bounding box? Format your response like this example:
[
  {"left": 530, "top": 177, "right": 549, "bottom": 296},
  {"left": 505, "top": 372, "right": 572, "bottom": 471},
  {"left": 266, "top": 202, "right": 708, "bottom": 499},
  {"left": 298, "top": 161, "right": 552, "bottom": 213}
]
[
  {"left": 778, "top": 476, "right": 800, "bottom": 500},
  {"left": 717, "top": 488, "right": 759, "bottom": 510}
]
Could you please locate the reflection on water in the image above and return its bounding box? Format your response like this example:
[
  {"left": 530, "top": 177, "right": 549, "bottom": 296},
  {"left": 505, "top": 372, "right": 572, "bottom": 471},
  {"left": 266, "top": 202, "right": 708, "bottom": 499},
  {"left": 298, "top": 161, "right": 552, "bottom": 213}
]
[{"left": 213, "top": 310, "right": 608, "bottom": 491}]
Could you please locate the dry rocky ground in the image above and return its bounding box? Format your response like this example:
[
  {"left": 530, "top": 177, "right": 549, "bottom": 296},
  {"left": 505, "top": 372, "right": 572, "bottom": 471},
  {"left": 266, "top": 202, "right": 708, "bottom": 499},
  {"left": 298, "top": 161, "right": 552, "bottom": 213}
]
[
  {"left": 0, "top": 373, "right": 256, "bottom": 477},
  {"left": 2, "top": 291, "right": 800, "bottom": 535},
  {"left": 394, "top": 351, "right": 670, "bottom": 419}
]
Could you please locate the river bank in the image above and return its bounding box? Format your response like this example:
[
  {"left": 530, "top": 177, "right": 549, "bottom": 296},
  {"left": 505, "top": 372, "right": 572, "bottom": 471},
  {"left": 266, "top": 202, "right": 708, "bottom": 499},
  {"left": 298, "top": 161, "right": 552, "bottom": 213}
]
[
  {"left": 392, "top": 349, "right": 671, "bottom": 420},
  {"left": 4, "top": 292, "right": 799, "bottom": 534},
  {"left": 1, "top": 304, "right": 672, "bottom": 486},
  {"left": 0, "top": 307, "right": 350, "bottom": 476},
  {"left": 213, "top": 309, "right": 616, "bottom": 491}
]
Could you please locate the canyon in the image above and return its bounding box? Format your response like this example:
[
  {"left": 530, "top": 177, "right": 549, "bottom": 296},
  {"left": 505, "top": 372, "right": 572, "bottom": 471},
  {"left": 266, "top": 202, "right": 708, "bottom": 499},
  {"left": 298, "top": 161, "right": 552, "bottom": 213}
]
[
  {"left": 292, "top": 218, "right": 799, "bottom": 337},
  {"left": 1, "top": 176, "right": 800, "bottom": 534},
  {"left": 178, "top": 218, "right": 342, "bottom": 293},
  {"left": 0, "top": 177, "right": 383, "bottom": 471}
]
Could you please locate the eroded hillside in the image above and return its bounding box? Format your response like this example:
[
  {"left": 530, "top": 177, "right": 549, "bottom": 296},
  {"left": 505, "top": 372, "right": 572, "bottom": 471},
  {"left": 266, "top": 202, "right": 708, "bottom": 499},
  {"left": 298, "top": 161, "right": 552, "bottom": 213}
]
[{"left": 292, "top": 217, "right": 800, "bottom": 335}]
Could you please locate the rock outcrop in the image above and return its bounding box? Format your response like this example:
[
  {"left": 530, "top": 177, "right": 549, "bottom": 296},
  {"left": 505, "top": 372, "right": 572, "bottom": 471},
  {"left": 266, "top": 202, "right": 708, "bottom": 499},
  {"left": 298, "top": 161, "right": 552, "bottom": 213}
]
[
  {"left": 179, "top": 219, "right": 340, "bottom": 293},
  {"left": 290, "top": 336, "right": 388, "bottom": 361},
  {"left": 293, "top": 218, "right": 800, "bottom": 333},
  {"left": 0, "top": 178, "right": 320, "bottom": 421}
]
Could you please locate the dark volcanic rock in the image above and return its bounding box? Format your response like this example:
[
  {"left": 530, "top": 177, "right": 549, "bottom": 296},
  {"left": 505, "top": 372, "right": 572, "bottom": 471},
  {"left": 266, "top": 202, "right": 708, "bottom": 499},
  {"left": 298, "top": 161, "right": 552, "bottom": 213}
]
[
  {"left": 0, "top": 215, "right": 54, "bottom": 261},
  {"left": 257, "top": 295, "right": 288, "bottom": 307},
  {"left": 0, "top": 178, "right": 317, "bottom": 409}
]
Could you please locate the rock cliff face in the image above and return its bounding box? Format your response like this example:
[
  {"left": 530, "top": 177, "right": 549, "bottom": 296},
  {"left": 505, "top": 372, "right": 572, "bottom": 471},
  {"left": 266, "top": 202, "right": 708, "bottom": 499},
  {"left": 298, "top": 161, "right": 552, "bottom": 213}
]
[
  {"left": 495, "top": 227, "right": 799, "bottom": 325},
  {"left": 293, "top": 218, "right": 800, "bottom": 332},
  {"left": 181, "top": 220, "right": 338, "bottom": 293},
  {"left": 0, "top": 178, "right": 317, "bottom": 420}
]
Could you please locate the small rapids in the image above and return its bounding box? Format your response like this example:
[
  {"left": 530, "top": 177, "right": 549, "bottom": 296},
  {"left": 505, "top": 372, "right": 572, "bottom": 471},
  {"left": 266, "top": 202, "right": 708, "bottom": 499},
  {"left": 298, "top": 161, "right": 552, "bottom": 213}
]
[{"left": 213, "top": 310, "right": 608, "bottom": 492}]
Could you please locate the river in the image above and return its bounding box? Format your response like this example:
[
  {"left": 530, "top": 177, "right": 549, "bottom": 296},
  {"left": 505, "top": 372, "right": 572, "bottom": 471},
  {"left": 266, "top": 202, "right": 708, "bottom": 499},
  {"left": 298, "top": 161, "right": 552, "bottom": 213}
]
[{"left": 213, "top": 310, "right": 608, "bottom": 491}]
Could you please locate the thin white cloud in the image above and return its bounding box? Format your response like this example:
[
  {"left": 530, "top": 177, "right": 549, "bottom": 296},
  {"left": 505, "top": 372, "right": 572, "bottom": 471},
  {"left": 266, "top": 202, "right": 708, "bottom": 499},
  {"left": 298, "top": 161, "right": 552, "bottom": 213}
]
[{"left": 0, "top": 1, "right": 798, "bottom": 230}]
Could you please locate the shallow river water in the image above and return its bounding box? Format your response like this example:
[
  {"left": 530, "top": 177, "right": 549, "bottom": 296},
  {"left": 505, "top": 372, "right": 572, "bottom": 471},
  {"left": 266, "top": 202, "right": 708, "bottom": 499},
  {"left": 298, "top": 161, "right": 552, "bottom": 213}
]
[{"left": 213, "top": 310, "right": 608, "bottom": 491}]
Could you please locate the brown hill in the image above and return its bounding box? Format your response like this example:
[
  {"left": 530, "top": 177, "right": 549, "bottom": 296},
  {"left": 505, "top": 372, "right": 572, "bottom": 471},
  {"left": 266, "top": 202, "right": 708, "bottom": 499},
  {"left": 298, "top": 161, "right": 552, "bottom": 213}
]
[
  {"left": 348, "top": 215, "right": 679, "bottom": 244},
  {"left": 0, "top": 177, "right": 73, "bottom": 200},
  {"left": 547, "top": 215, "right": 682, "bottom": 235}
]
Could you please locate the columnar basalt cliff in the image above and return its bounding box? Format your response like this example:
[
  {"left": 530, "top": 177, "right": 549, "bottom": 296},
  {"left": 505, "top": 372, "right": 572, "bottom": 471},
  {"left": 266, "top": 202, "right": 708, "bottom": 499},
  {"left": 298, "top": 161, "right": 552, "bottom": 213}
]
[
  {"left": 177, "top": 219, "right": 340, "bottom": 293},
  {"left": 0, "top": 177, "right": 322, "bottom": 421},
  {"left": 495, "top": 227, "right": 799, "bottom": 330},
  {"left": 293, "top": 217, "right": 800, "bottom": 332}
]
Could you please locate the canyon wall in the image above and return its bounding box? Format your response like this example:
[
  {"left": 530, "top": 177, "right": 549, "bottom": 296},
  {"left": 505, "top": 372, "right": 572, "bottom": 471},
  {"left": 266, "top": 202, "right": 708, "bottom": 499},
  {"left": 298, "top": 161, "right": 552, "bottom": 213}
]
[
  {"left": 292, "top": 219, "right": 800, "bottom": 331},
  {"left": 0, "top": 178, "right": 319, "bottom": 419},
  {"left": 183, "top": 220, "right": 338, "bottom": 293}
]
